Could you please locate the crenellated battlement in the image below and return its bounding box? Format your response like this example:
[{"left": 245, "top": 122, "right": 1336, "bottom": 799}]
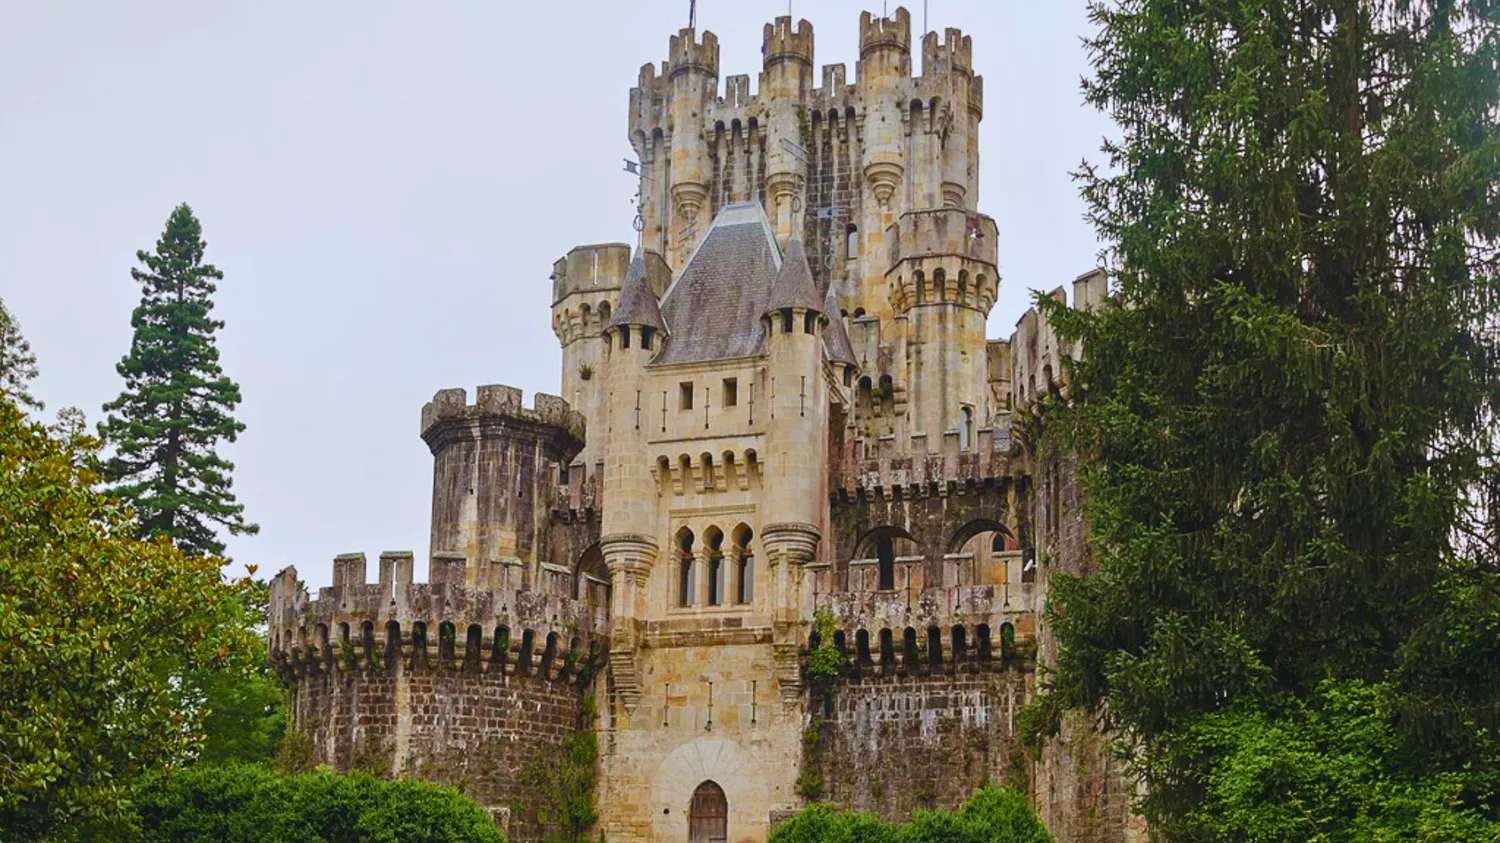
[
  {"left": 266, "top": 551, "right": 609, "bottom": 682},
  {"left": 859, "top": 7, "right": 912, "bottom": 59},
  {"left": 831, "top": 423, "right": 1015, "bottom": 500},
  {"left": 763, "top": 16, "right": 814, "bottom": 69},
  {"left": 921, "top": 28, "right": 974, "bottom": 79},
  {"left": 1012, "top": 269, "right": 1107, "bottom": 413},
  {"left": 886, "top": 209, "right": 1000, "bottom": 314},
  {"left": 667, "top": 28, "right": 719, "bottom": 80},
  {"left": 420, "top": 385, "right": 585, "bottom": 451}
]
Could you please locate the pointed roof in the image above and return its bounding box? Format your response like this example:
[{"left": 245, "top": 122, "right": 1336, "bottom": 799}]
[
  {"left": 655, "top": 203, "right": 782, "bottom": 365},
  {"left": 608, "top": 250, "right": 666, "bottom": 333},
  {"left": 822, "top": 284, "right": 857, "bottom": 366},
  {"left": 766, "top": 237, "right": 824, "bottom": 314}
]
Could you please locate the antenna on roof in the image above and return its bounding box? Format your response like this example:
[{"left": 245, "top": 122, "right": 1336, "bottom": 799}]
[
  {"left": 689, "top": 0, "right": 696, "bottom": 29},
  {"left": 925, "top": 0, "right": 929, "bottom": 34}
]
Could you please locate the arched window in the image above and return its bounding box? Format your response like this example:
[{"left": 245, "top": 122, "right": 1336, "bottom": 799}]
[
  {"left": 689, "top": 781, "right": 728, "bottom": 843},
  {"left": 914, "top": 270, "right": 926, "bottom": 304},
  {"left": 853, "top": 308, "right": 866, "bottom": 319},
  {"left": 677, "top": 529, "right": 696, "bottom": 607},
  {"left": 877, "top": 536, "right": 896, "bottom": 591},
  {"left": 960, "top": 406, "right": 974, "bottom": 451},
  {"left": 705, "top": 527, "right": 724, "bottom": 606},
  {"left": 846, "top": 224, "right": 858, "bottom": 259},
  {"left": 733, "top": 524, "right": 754, "bottom": 604}
]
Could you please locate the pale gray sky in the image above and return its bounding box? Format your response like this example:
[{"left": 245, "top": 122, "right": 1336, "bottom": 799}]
[{"left": 1, "top": 1, "right": 1112, "bottom": 589}]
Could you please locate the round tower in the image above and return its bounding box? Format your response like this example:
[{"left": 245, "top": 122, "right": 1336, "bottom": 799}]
[
  {"left": 421, "top": 385, "right": 585, "bottom": 587},
  {"left": 855, "top": 6, "right": 912, "bottom": 322},
  {"left": 666, "top": 28, "right": 719, "bottom": 269},
  {"left": 551, "top": 242, "right": 633, "bottom": 472},
  {"left": 886, "top": 209, "right": 1001, "bottom": 443},
  {"left": 598, "top": 252, "right": 665, "bottom": 711},
  {"left": 762, "top": 16, "right": 814, "bottom": 241}
]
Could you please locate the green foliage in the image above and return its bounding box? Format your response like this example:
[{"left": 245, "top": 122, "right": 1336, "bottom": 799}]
[
  {"left": 806, "top": 608, "right": 843, "bottom": 700},
  {"left": 98, "top": 203, "right": 258, "bottom": 558},
  {"left": 274, "top": 727, "right": 317, "bottom": 776},
  {"left": 182, "top": 579, "right": 286, "bottom": 766},
  {"left": 1180, "top": 679, "right": 1500, "bottom": 841},
  {"left": 1037, "top": 0, "right": 1500, "bottom": 837},
  {"left": 794, "top": 719, "right": 827, "bottom": 801},
  {"left": 518, "top": 694, "right": 599, "bottom": 842},
  {"left": 0, "top": 295, "right": 42, "bottom": 410},
  {"left": 130, "top": 763, "right": 507, "bottom": 843},
  {"left": 0, "top": 399, "right": 261, "bottom": 842},
  {"left": 770, "top": 786, "right": 1052, "bottom": 843}
]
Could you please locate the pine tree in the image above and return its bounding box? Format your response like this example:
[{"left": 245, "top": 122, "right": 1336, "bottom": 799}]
[
  {"left": 1033, "top": 1, "right": 1500, "bottom": 837},
  {"left": 0, "top": 296, "right": 43, "bottom": 411},
  {"left": 99, "top": 204, "right": 259, "bottom": 557}
]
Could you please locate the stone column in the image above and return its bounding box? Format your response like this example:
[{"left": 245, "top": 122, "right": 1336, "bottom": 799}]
[{"left": 762, "top": 522, "right": 821, "bottom": 702}]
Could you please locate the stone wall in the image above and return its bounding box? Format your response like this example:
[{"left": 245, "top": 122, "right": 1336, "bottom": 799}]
[
  {"left": 813, "top": 666, "right": 1031, "bottom": 819},
  {"left": 290, "top": 665, "right": 588, "bottom": 840}
]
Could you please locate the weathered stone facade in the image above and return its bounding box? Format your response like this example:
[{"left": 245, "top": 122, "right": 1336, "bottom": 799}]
[{"left": 269, "top": 7, "right": 1142, "bottom": 842}]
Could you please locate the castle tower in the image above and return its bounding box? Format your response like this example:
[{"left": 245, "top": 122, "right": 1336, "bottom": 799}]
[
  {"left": 552, "top": 243, "right": 671, "bottom": 473},
  {"left": 761, "top": 17, "right": 814, "bottom": 241},
  {"left": 760, "top": 237, "right": 827, "bottom": 698},
  {"left": 421, "top": 385, "right": 584, "bottom": 588},
  {"left": 598, "top": 252, "right": 664, "bottom": 710},
  {"left": 665, "top": 28, "right": 719, "bottom": 269},
  {"left": 855, "top": 7, "right": 912, "bottom": 323}
]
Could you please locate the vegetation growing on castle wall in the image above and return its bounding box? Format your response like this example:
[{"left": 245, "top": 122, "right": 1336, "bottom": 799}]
[
  {"left": 770, "top": 785, "right": 1054, "bottom": 843},
  {"left": 1034, "top": 0, "right": 1500, "bottom": 839},
  {"left": 517, "top": 693, "right": 600, "bottom": 843},
  {"left": 129, "top": 763, "right": 507, "bottom": 843},
  {"left": 797, "top": 608, "right": 843, "bottom": 801},
  {"left": 0, "top": 398, "right": 263, "bottom": 842}
]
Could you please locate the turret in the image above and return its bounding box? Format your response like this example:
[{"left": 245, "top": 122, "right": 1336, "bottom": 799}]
[
  {"left": 762, "top": 17, "right": 814, "bottom": 242},
  {"left": 666, "top": 28, "right": 720, "bottom": 269},
  {"left": 421, "top": 385, "right": 585, "bottom": 588},
  {"left": 854, "top": 7, "right": 913, "bottom": 324},
  {"left": 599, "top": 252, "right": 665, "bottom": 710},
  {"left": 885, "top": 208, "right": 999, "bottom": 444},
  {"left": 551, "top": 242, "right": 630, "bottom": 471}
]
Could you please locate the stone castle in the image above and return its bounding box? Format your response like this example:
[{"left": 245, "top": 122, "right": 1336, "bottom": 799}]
[{"left": 269, "top": 8, "right": 1142, "bottom": 842}]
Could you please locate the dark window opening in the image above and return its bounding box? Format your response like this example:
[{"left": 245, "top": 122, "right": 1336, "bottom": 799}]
[
  {"left": 640, "top": 326, "right": 654, "bottom": 349},
  {"left": 680, "top": 382, "right": 695, "bottom": 411},
  {"left": 803, "top": 311, "right": 817, "bottom": 334},
  {"left": 722, "top": 378, "right": 738, "bottom": 407},
  {"left": 846, "top": 224, "right": 858, "bottom": 258},
  {"left": 620, "top": 326, "right": 630, "bottom": 349},
  {"left": 877, "top": 537, "right": 896, "bottom": 590},
  {"left": 781, "top": 308, "right": 794, "bottom": 334}
]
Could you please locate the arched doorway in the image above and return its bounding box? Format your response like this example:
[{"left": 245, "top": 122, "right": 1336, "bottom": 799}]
[{"left": 689, "top": 780, "right": 727, "bottom": 843}]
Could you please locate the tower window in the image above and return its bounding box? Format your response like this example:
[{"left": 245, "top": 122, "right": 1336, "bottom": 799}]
[
  {"left": 722, "top": 378, "right": 738, "bottom": 407},
  {"left": 679, "top": 382, "right": 695, "bottom": 411},
  {"left": 781, "top": 308, "right": 794, "bottom": 334},
  {"left": 640, "top": 326, "right": 654, "bottom": 350},
  {"left": 960, "top": 406, "right": 974, "bottom": 451},
  {"left": 803, "top": 311, "right": 817, "bottom": 334},
  {"left": 846, "top": 224, "right": 858, "bottom": 259},
  {"left": 620, "top": 326, "right": 630, "bottom": 349},
  {"left": 877, "top": 537, "right": 896, "bottom": 591}
]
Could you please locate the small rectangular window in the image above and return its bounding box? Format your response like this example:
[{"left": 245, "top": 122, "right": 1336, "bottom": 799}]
[
  {"left": 781, "top": 309, "right": 794, "bottom": 334},
  {"left": 620, "top": 326, "right": 630, "bottom": 349},
  {"left": 722, "top": 378, "right": 738, "bottom": 407},
  {"left": 640, "top": 327, "right": 653, "bottom": 350},
  {"left": 679, "top": 382, "right": 694, "bottom": 411}
]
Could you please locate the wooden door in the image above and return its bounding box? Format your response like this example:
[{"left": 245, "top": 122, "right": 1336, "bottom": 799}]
[{"left": 689, "top": 780, "right": 727, "bottom": 843}]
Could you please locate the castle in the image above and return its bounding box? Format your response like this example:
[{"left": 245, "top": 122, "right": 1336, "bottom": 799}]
[{"left": 268, "top": 9, "right": 1142, "bottom": 842}]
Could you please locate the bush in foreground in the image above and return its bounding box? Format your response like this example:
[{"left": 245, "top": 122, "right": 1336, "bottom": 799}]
[
  {"left": 131, "top": 763, "right": 506, "bottom": 843},
  {"left": 770, "top": 786, "right": 1053, "bottom": 843}
]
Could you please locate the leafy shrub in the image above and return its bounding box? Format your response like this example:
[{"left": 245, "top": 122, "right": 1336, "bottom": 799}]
[
  {"left": 770, "top": 786, "right": 1052, "bottom": 843},
  {"left": 131, "top": 763, "right": 506, "bottom": 843}
]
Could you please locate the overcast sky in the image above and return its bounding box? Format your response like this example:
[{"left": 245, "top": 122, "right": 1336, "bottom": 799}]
[{"left": 1, "top": 1, "right": 1112, "bottom": 589}]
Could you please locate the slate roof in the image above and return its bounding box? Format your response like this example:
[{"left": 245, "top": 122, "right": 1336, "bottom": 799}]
[
  {"left": 766, "top": 237, "right": 824, "bottom": 314},
  {"left": 654, "top": 203, "right": 781, "bottom": 365},
  {"left": 823, "top": 284, "right": 858, "bottom": 366},
  {"left": 608, "top": 250, "right": 666, "bottom": 332}
]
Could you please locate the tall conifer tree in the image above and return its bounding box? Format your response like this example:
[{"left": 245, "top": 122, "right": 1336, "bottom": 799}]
[
  {"left": 0, "top": 296, "right": 43, "bottom": 411},
  {"left": 99, "top": 204, "right": 258, "bottom": 557},
  {"left": 1034, "top": 0, "right": 1500, "bottom": 837}
]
